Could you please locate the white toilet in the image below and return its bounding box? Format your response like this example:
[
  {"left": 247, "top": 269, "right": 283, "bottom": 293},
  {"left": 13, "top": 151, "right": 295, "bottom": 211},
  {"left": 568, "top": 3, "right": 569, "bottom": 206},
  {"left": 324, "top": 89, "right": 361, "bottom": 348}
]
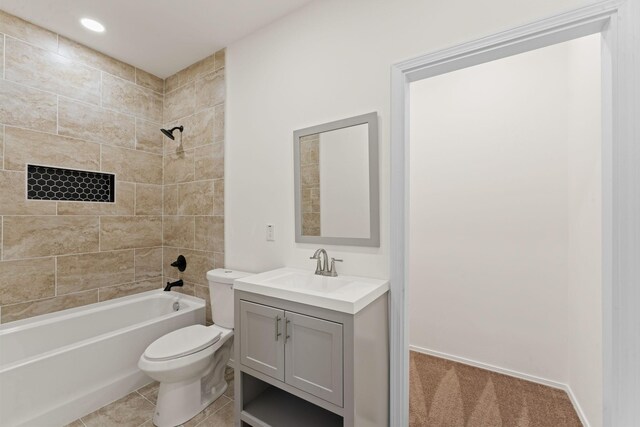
[{"left": 138, "top": 269, "right": 250, "bottom": 427}]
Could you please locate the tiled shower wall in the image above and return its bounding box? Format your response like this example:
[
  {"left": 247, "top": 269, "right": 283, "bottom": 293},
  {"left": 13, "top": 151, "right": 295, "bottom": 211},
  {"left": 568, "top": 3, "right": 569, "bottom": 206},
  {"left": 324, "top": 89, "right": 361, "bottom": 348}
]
[
  {"left": 162, "top": 51, "right": 226, "bottom": 325},
  {"left": 0, "top": 11, "right": 225, "bottom": 324}
]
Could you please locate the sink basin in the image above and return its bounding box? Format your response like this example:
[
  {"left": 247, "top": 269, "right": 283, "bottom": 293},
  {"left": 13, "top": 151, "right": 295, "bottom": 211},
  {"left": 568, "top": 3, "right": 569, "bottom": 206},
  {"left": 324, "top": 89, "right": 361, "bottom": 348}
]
[
  {"left": 264, "top": 272, "right": 352, "bottom": 292},
  {"left": 233, "top": 268, "right": 389, "bottom": 314}
]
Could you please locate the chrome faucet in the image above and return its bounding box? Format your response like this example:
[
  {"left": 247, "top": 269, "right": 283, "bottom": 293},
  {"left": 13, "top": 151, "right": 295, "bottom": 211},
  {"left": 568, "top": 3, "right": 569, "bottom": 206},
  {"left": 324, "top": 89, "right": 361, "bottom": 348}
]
[{"left": 310, "top": 249, "right": 343, "bottom": 277}]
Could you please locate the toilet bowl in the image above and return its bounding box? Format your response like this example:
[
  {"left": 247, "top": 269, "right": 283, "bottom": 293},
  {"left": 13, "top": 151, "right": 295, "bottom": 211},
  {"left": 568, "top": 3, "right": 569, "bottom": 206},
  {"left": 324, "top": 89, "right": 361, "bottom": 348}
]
[{"left": 138, "top": 269, "right": 251, "bottom": 427}]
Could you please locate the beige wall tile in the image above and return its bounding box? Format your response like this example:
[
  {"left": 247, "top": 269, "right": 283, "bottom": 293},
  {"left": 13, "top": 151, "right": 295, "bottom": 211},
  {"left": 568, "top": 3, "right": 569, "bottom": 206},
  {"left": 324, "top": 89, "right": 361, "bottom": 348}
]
[
  {"left": 0, "top": 124, "right": 4, "bottom": 168},
  {"left": 0, "top": 10, "right": 57, "bottom": 51},
  {"left": 1, "top": 290, "right": 98, "bottom": 323},
  {"left": 213, "top": 104, "right": 225, "bottom": 143},
  {"left": 164, "top": 82, "right": 195, "bottom": 123},
  {"left": 102, "top": 73, "right": 163, "bottom": 122},
  {"left": 4, "top": 126, "right": 101, "bottom": 172},
  {"left": 168, "top": 108, "right": 214, "bottom": 151},
  {"left": 57, "top": 250, "right": 135, "bottom": 294},
  {"left": 214, "top": 252, "right": 225, "bottom": 269},
  {"left": 98, "top": 278, "right": 162, "bottom": 302},
  {"left": 214, "top": 49, "right": 225, "bottom": 71},
  {"left": 194, "top": 284, "right": 212, "bottom": 324},
  {"left": 301, "top": 163, "right": 320, "bottom": 186},
  {"left": 163, "top": 247, "right": 214, "bottom": 286},
  {"left": 163, "top": 216, "right": 195, "bottom": 249},
  {"left": 58, "top": 36, "right": 135, "bottom": 81},
  {"left": 195, "top": 142, "right": 224, "bottom": 180},
  {"left": 163, "top": 184, "right": 178, "bottom": 215},
  {"left": 5, "top": 37, "right": 101, "bottom": 105},
  {"left": 0, "top": 170, "right": 57, "bottom": 215},
  {"left": 164, "top": 51, "right": 222, "bottom": 93},
  {"left": 302, "top": 212, "right": 320, "bottom": 236},
  {"left": 135, "top": 118, "right": 163, "bottom": 154},
  {"left": 194, "top": 216, "right": 224, "bottom": 253},
  {"left": 101, "top": 145, "right": 162, "bottom": 184},
  {"left": 135, "top": 68, "right": 164, "bottom": 93},
  {"left": 57, "top": 181, "right": 135, "bottom": 215},
  {"left": 3, "top": 216, "right": 99, "bottom": 260},
  {"left": 214, "top": 179, "right": 224, "bottom": 216},
  {"left": 135, "top": 183, "right": 163, "bottom": 215},
  {"left": 195, "top": 69, "right": 225, "bottom": 111},
  {"left": 58, "top": 98, "right": 135, "bottom": 148},
  {"left": 164, "top": 147, "right": 195, "bottom": 184},
  {"left": 162, "top": 276, "right": 196, "bottom": 296},
  {"left": 164, "top": 73, "right": 181, "bottom": 95},
  {"left": 135, "top": 247, "right": 163, "bottom": 280},
  {"left": 0, "top": 257, "right": 55, "bottom": 305},
  {"left": 100, "top": 216, "right": 162, "bottom": 251},
  {"left": 178, "top": 180, "right": 214, "bottom": 216},
  {"left": 0, "top": 79, "right": 57, "bottom": 132}
]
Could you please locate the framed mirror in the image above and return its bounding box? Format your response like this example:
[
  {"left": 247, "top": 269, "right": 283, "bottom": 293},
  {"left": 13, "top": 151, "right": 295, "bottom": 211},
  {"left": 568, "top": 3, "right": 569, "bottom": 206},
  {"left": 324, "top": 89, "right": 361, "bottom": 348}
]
[{"left": 294, "top": 112, "right": 379, "bottom": 247}]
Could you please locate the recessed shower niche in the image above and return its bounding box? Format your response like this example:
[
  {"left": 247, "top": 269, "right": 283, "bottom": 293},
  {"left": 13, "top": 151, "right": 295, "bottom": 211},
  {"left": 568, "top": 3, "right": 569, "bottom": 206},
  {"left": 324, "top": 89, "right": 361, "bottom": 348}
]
[{"left": 27, "top": 164, "right": 116, "bottom": 202}]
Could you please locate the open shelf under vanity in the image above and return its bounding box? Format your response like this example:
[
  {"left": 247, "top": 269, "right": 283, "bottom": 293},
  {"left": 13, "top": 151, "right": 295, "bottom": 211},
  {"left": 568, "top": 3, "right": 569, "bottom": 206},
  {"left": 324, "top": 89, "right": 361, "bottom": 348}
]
[{"left": 240, "top": 377, "right": 343, "bottom": 427}]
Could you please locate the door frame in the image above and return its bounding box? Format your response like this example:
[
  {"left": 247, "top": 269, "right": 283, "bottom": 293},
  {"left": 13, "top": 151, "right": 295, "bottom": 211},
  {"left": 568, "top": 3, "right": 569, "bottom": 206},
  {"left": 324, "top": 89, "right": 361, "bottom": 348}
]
[{"left": 389, "top": 1, "right": 640, "bottom": 425}]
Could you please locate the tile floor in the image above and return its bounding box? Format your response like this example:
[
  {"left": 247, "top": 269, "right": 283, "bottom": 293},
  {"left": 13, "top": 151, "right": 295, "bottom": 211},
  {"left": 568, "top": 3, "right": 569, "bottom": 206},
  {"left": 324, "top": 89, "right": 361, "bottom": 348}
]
[{"left": 65, "top": 367, "right": 235, "bottom": 427}]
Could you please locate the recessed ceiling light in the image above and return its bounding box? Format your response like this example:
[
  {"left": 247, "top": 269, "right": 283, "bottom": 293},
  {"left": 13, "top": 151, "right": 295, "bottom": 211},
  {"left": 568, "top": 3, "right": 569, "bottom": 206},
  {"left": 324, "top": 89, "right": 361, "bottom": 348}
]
[{"left": 80, "top": 18, "right": 105, "bottom": 33}]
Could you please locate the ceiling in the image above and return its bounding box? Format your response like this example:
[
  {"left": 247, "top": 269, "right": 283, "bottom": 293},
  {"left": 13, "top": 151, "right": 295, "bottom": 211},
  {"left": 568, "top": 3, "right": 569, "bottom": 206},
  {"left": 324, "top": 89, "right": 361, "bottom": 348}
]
[{"left": 0, "top": 0, "right": 312, "bottom": 78}]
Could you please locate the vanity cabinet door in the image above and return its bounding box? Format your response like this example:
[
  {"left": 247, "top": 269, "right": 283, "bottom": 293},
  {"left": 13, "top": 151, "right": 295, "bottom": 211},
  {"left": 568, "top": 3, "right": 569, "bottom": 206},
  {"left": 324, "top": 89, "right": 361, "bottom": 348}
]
[
  {"left": 284, "top": 312, "right": 343, "bottom": 406},
  {"left": 240, "top": 301, "right": 285, "bottom": 381}
]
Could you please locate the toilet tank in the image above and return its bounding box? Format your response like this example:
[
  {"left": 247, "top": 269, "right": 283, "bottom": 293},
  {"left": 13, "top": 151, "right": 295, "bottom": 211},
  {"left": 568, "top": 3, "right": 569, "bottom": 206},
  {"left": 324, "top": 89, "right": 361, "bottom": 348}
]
[{"left": 206, "top": 269, "right": 252, "bottom": 328}]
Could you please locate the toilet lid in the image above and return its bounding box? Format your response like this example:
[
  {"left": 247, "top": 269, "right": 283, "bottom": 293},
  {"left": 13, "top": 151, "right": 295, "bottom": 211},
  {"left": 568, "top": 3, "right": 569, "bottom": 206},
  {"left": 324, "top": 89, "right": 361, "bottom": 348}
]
[{"left": 144, "top": 325, "right": 222, "bottom": 361}]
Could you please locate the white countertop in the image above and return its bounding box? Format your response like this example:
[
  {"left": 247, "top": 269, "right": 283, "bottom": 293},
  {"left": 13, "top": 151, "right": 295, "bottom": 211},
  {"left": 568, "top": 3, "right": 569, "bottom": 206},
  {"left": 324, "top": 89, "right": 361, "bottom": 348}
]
[{"left": 233, "top": 267, "right": 389, "bottom": 314}]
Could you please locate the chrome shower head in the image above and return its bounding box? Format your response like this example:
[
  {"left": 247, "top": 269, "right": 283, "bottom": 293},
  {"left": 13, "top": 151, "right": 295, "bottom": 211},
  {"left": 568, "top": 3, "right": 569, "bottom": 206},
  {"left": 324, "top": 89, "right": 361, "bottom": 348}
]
[{"left": 160, "top": 126, "right": 184, "bottom": 140}]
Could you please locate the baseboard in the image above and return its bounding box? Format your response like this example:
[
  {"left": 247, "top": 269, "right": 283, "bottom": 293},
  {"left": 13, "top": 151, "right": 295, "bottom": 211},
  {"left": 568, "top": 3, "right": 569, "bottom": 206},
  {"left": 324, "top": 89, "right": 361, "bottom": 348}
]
[
  {"left": 409, "top": 345, "right": 565, "bottom": 389},
  {"left": 409, "top": 345, "right": 591, "bottom": 426},
  {"left": 564, "top": 384, "right": 591, "bottom": 427}
]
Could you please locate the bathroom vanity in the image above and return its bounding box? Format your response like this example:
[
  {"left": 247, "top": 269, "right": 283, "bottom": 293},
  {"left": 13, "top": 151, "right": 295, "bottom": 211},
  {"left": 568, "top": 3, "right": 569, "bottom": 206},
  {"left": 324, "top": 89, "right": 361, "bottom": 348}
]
[{"left": 233, "top": 268, "right": 389, "bottom": 426}]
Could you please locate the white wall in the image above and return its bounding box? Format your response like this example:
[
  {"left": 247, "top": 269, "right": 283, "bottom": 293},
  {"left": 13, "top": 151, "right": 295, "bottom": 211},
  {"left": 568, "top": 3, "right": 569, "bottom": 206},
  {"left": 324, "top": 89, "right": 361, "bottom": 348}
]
[
  {"left": 408, "top": 34, "right": 601, "bottom": 425},
  {"left": 225, "top": 0, "right": 593, "bottom": 278},
  {"left": 567, "top": 34, "right": 602, "bottom": 426},
  {"left": 409, "top": 41, "right": 572, "bottom": 383},
  {"left": 319, "top": 125, "right": 370, "bottom": 238}
]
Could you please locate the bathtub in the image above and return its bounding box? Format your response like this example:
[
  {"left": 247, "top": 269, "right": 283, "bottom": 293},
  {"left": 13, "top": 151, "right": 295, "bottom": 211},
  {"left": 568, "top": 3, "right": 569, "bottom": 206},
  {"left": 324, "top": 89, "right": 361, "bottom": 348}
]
[{"left": 0, "top": 290, "right": 205, "bottom": 427}]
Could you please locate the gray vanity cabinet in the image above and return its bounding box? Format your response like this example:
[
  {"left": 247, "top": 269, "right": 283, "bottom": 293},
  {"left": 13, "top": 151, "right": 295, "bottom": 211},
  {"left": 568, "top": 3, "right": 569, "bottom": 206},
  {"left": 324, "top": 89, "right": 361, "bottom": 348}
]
[
  {"left": 284, "top": 311, "right": 343, "bottom": 406},
  {"left": 235, "top": 290, "right": 389, "bottom": 427},
  {"left": 239, "top": 301, "right": 285, "bottom": 381},
  {"left": 239, "top": 301, "right": 344, "bottom": 406}
]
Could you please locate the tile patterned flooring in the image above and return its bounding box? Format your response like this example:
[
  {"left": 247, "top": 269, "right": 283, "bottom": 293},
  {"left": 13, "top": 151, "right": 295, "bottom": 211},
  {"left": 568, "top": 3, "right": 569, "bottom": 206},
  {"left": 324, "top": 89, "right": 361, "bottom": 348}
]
[{"left": 65, "top": 367, "right": 235, "bottom": 427}]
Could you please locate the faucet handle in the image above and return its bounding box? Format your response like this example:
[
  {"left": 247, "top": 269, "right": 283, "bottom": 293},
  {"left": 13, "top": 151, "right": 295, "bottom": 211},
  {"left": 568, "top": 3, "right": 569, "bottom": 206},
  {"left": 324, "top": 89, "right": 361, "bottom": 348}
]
[{"left": 328, "top": 258, "right": 343, "bottom": 277}]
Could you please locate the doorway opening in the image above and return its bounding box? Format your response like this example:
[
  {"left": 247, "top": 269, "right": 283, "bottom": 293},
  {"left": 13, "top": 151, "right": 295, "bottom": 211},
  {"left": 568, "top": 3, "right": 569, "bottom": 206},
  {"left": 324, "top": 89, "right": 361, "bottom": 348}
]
[
  {"left": 389, "top": 2, "right": 640, "bottom": 426},
  {"left": 408, "top": 34, "right": 601, "bottom": 426}
]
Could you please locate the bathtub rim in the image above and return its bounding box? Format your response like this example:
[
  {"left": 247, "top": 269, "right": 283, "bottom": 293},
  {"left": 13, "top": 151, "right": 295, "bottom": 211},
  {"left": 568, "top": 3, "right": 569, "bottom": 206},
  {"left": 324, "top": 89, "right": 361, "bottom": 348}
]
[{"left": 0, "top": 290, "right": 206, "bottom": 372}]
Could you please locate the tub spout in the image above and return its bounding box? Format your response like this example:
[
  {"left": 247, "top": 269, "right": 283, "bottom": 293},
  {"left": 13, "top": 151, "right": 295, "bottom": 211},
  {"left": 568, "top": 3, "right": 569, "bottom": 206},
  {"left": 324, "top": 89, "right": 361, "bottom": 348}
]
[{"left": 164, "top": 279, "right": 184, "bottom": 291}]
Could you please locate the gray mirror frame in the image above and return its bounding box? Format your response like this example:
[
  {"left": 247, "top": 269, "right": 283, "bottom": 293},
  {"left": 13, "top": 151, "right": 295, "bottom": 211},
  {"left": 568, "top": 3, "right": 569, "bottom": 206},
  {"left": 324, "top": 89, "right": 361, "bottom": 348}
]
[{"left": 294, "top": 112, "right": 380, "bottom": 247}]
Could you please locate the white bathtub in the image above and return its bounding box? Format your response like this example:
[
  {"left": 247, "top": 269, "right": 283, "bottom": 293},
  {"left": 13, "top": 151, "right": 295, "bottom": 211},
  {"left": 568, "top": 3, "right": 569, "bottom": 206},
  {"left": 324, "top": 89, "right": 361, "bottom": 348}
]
[{"left": 0, "top": 290, "right": 205, "bottom": 427}]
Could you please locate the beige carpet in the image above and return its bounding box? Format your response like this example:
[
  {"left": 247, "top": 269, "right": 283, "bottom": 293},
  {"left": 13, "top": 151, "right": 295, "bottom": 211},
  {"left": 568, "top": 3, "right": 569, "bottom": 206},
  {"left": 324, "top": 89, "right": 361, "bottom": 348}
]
[{"left": 409, "top": 351, "right": 582, "bottom": 427}]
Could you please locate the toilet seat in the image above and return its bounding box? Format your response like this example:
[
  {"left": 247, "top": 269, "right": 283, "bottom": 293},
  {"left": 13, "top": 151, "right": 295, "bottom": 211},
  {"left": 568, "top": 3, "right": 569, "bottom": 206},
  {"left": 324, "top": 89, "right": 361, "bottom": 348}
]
[{"left": 144, "top": 325, "right": 222, "bottom": 361}]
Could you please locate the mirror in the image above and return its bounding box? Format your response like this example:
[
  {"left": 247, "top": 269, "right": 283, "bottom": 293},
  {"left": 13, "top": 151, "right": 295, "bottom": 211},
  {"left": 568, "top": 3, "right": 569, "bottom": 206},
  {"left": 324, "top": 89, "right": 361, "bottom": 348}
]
[{"left": 294, "top": 112, "right": 379, "bottom": 247}]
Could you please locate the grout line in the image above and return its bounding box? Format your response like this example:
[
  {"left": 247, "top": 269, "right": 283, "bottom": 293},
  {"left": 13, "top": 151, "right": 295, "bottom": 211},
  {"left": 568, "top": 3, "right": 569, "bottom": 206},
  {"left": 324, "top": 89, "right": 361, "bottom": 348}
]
[
  {"left": 193, "top": 397, "right": 233, "bottom": 427},
  {"left": 2, "top": 34, "right": 5, "bottom": 80},
  {"left": 135, "top": 389, "right": 156, "bottom": 406},
  {"left": 54, "top": 256, "right": 57, "bottom": 296}
]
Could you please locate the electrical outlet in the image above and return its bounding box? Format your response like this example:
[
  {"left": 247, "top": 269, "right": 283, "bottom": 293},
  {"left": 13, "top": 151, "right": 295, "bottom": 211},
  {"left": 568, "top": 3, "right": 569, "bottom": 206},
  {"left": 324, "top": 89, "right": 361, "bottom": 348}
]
[{"left": 266, "top": 224, "right": 275, "bottom": 241}]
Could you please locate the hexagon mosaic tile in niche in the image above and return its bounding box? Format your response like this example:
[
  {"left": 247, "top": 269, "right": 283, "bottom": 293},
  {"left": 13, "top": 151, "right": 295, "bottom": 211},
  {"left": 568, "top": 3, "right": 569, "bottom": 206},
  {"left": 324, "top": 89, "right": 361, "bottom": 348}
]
[{"left": 27, "top": 165, "right": 115, "bottom": 202}]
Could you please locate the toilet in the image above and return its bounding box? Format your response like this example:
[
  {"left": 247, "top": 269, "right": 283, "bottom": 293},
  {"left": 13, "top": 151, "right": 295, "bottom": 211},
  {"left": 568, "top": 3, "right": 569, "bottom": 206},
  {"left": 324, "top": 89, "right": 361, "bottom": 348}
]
[{"left": 138, "top": 269, "right": 250, "bottom": 427}]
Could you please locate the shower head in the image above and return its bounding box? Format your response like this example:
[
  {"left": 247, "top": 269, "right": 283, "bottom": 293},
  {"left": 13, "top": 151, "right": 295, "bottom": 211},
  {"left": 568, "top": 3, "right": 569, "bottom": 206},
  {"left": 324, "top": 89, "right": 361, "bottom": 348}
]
[{"left": 161, "top": 126, "right": 184, "bottom": 140}]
